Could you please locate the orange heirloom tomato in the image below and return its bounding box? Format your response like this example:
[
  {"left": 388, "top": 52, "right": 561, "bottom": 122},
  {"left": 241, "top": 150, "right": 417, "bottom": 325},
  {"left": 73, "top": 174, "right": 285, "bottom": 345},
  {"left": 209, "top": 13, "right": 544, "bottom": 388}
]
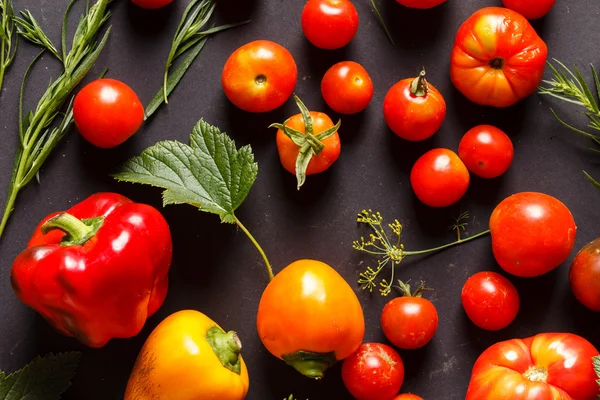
[
  {"left": 256, "top": 259, "right": 365, "bottom": 379},
  {"left": 125, "top": 310, "right": 249, "bottom": 400},
  {"left": 450, "top": 7, "right": 548, "bottom": 107},
  {"left": 466, "top": 333, "right": 599, "bottom": 400},
  {"left": 222, "top": 40, "right": 297, "bottom": 113}
]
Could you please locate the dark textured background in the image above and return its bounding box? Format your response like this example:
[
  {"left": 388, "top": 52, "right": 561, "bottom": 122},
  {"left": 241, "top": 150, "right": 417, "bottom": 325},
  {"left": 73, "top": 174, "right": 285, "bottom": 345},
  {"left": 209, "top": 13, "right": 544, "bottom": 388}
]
[{"left": 1, "top": 0, "right": 599, "bottom": 399}]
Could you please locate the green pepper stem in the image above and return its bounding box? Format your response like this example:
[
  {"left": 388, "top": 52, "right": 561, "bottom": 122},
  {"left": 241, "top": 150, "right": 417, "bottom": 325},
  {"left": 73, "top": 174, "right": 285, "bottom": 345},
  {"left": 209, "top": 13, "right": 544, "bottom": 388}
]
[
  {"left": 234, "top": 216, "right": 274, "bottom": 281},
  {"left": 281, "top": 350, "right": 337, "bottom": 380},
  {"left": 41, "top": 212, "right": 105, "bottom": 246},
  {"left": 205, "top": 326, "right": 243, "bottom": 375}
]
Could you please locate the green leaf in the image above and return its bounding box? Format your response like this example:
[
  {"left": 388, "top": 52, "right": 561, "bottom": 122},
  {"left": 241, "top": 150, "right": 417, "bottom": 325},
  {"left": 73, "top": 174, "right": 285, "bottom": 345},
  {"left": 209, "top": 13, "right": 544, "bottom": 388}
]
[
  {"left": 594, "top": 356, "right": 600, "bottom": 391},
  {"left": 14, "top": 10, "right": 61, "bottom": 61},
  {"left": 113, "top": 119, "right": 258, "bottom": 224},
  {"left": 0, "top": 352, "right": 81, "bottom": 400}
]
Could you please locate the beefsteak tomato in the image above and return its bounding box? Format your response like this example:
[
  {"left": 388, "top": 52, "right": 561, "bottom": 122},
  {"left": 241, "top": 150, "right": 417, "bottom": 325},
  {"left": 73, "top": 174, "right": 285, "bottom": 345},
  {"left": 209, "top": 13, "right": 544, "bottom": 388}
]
[
  {"left": 466, "top": 333, "right": 599, "bottom": 400},
  {"left": 450, "top": 7, "right": 548, "bottom": 107}
]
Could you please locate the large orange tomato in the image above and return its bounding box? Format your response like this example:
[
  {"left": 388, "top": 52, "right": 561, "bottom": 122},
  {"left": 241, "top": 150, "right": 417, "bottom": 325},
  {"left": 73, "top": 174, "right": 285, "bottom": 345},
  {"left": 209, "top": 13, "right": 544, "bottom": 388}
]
[
  {"left": 466, "top": 333, "right": 599, "bottom": 400},
  {"left": 256, "top": 260, "right": 365, "bottom": 379},
  {"left": 450, "top": 7, "right": 548, "bottom": 107}
]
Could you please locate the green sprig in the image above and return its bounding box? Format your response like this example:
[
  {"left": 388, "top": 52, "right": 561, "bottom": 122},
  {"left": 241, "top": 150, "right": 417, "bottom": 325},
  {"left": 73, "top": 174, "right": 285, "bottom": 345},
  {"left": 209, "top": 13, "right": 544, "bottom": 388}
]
[
  {"left": 146, "top": 0, "right": 249, "bottom": 118},
  {"left": 0, "top": 0, "right": 111, "bottom": 238},
  {"left": 539, "top": 59, "right": 600, "bottom": 188},
  {"left": 14, "top": 10, "right": 61, "bottom": 60},
  {"left": 593, "top": 356, "right": 600, "bottom": 393},
  {"left": 354, "top": 210, "right": 490, "bottom": 296},
  {"left": 0, "top": 0, "right": 17, "bottom": 92}
]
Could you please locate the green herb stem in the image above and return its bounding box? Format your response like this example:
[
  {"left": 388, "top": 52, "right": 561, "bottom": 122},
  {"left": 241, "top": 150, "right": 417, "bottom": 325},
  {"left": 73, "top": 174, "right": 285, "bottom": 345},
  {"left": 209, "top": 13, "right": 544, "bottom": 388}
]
[
  {"left": 234, "top": 216, "right": 274, "bottom": 281},
  {"left": 404, "top": 229, "right": 491, "bottom": 256},
  {"left": 370, "top": 0, "right": 394, "bottom": 46},
  {"left": 0, "top": 0, "right": 17, "bottom": 93}
]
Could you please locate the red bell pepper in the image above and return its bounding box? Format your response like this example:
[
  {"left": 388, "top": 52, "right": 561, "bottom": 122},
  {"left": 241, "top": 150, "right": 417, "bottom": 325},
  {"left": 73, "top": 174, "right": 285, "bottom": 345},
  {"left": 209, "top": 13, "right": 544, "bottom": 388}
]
[{"left": 10, "top": 193, "right": 172, "bottom": 348}]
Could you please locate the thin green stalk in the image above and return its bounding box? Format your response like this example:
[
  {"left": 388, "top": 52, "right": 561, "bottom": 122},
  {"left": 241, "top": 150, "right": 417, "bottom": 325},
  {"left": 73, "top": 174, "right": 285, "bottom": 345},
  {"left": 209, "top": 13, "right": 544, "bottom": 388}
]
[
  {"left": 370, "top": 0, "right": 394, "bottom": 46},
  {"left": 404, "top": 230, "right": 491, "bottom": 256},
  {"left": 0, "top": 0, "right": 17, "bottom": 92},
  {"left": 234, "top": 216, "right": 274, "bottom": 281}
]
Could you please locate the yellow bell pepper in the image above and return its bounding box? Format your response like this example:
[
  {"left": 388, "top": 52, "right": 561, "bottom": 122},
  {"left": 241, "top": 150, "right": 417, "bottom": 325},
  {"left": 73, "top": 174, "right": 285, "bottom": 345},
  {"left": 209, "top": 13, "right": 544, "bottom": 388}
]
[{"left": 125, "top": 310, "right": 249, "bottom": 400}]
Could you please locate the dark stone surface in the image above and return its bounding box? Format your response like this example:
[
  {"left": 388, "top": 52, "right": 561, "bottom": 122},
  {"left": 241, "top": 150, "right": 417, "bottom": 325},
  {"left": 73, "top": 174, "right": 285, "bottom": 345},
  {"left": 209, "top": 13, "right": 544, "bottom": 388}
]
[{"left": 0, "top": 0, "right": 598, "bottom": 399}]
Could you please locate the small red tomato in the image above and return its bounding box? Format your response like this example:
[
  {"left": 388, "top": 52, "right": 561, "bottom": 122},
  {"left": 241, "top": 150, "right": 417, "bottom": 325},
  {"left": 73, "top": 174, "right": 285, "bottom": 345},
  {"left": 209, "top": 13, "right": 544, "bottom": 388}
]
[
  {"left": 381, "top": 281, "right": 438, "bottom": 350},
  {"left": 342, "top": 343, "right": 404, "bottom": 400},
  {"left": 569, "top": 238, "right": 600, "bottom": 312},
  {"left": 490, "top": 192, "right": 577, "bottom": 277},
  {"left": 131, "top": 0, "right": 173, "bottom": 9},
  {"left": 394, "top": 395, "right": 423, "bottom": 400},
  {"left": 384, "top": 70, "right": 446, "bottom": 141},
  {"left": 458, "top": 125, "right": 514, "bottom": 179},
  {"left": 222, "top": 40, "right": 297, "bottom": 113},
  {"left": 395, "top": 0, "right": 445, "bottom": 9},
  {"left": 502, "top": 0, "right": 555, "bottom": 19},
  {"left": 461, "top": 271, "right": 520, "bottom": 331},
  {"left": 74, "top": 79, "right": 144, "bottom": 149},
  {"left": 301, "top": 0, "right": 359, "bottom": 50},
  {"left": 321, "top": 61, "right": 373, "bottom": 114},
  {"left": 410, "top": 149, "right": 470, "bottom": 208}
]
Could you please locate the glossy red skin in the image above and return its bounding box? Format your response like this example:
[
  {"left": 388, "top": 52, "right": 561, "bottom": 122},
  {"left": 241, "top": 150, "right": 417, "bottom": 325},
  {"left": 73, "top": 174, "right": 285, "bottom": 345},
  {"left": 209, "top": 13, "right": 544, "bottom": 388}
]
[
  {"left": 490, "top": 192, "right": 577, "bottom": 277},
  {"left": 321, "top": 61, "right": 374, "bottom": 114},
  {"left": 410, "top": 149, "right": 470, "bottom": 208},
  {"left": 569, "top": 238, "right": 600, "bottom": 312},
  {"left": 131, "top": 0, "right": 173, "bottom": 9},
  {"left": 342, "top": 343, "right": 405, "bottom": 400},
  {"left": 384, "top": 78, "right": 446, "bottom": 141},
  {"left": 450, "top": 7, "right": 548, "bottom": 107},
  {"left": 461, "top": 271, "right": 520, "bottom": 331},
  {"left": 395, "top": 0, "right": 445, "bottom": 9},
  {"left": 222, "top": 40, "right": 297, "bottom": 113},
  {"left": 502, "top": 0, "right": 555, "bottom": 20},
  {"left": 458, "top": 125, "right": 514, "bottom": 178},
  {"left": 394, "top": 395, "right": 423, "bottom": 400},
  {"left": 466, "top": 333, "right": 599, "bottom": 400},
  {"left": 10, "top": 193, "right": 173, "bottom": 348},
  {"left": 74, "top": 79, "right": 144, "bottom": 148},
  {"left": 302, "top": 0, "right": 359, "bottom": 50},
  {"left": 381, "top": 296, "right": 439, "bottom": 349}
]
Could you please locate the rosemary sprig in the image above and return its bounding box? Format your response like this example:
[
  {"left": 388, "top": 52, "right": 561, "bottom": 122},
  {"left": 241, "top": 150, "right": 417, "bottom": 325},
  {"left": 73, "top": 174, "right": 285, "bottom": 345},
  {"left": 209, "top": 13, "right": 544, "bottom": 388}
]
[
  {"left": 146, "top": 0, "right": 249, "bottom": 118},
  {"left": 354, "top": 210, "right": 490, "bottom": 296},
  {"left": 539, "top": 59, "right": 600, "bottom": 188},
  {"left": 0, "top": 0, "right": 17, "bottom": 92},
  {"left": 14, "top": 10, "right": 61, "bottom": 60},
  {"left": 0, "top": 0, "right": 111, "bottom": 238}
]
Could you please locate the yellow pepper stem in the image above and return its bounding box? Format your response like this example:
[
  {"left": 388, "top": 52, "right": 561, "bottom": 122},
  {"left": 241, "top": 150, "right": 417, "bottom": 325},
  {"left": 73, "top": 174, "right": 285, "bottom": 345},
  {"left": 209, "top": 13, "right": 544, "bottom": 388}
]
[{"left": 205, "top": 326, "right": 242, "bottom": 375}]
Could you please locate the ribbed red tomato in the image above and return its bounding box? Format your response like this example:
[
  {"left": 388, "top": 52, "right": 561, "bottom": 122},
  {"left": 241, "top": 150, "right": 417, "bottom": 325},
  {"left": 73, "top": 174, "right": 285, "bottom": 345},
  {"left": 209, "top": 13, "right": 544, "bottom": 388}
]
[
  {"left": 301, "top": 0, "right": 359, "bottom": 50},
  {"left": 131, "top": 0, "right": 173, "bottom": 9},
  {"left": 410, "top": 149, "right": 470, "bottom": 208},
  {"left": 458, "top": 125, "right": 514, "bottom": 178},
  {"left": 450, "top": 7, "right": 548, "bottom": 107},
  {"left": 461, "top": 271, "right": 520, "bottom": 331},
  {"left": 466, "top": 333, "right": 599, "bottom": 400},
  {"left": 569, "top": 238, "right": 600, "bottom": 312},
  {"left": 74, "top": 79, "right": 144, "bottom": 149},
  {"left": 321, "top": 61, "right": 373, "bottom": 114},
  {"left": 342, "top": 343, "right": 404, "bottom": 400},
  {"left": 502, "top": 0, "right": 555, "bottom": 20},
  {"left": 490, "top": 192, "right": 577, "bottom": 277}
]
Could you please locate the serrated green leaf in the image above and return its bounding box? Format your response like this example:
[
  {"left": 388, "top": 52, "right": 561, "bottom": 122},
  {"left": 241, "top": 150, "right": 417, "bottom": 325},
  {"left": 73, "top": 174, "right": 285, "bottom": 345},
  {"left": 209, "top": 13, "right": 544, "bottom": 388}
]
[
  {"left": 0, "top": 352, "right": 81, "bottom": 400},
  {"left": 594, "top": 356, "right": 600, "bottom": 392},
  {"left": 113, "top": 119, "right": 258, "bottom": 223}
]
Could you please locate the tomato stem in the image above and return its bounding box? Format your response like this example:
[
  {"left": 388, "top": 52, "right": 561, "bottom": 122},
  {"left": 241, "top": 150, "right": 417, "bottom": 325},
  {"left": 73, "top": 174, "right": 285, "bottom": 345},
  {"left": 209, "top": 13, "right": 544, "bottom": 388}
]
[
  {"left": 410, "top": 68, "right": 429, "bottom": 97},
  {"left": 404, "top": 229, "right": 490, "bottom": 256},
  {"left": 234, "top": 216, "right": 274, "bottom": 281}
]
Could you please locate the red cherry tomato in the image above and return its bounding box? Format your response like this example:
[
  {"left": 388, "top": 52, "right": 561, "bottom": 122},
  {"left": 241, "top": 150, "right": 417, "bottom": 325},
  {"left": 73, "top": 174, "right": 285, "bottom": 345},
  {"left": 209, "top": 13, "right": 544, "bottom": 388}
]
[
  {"left": 321, "top": 61, "right": 373, "bottom": 114},
  {"left": 569, "top": 238, "right": 600, "bottom": 312},
  {"left": 490, "top": 192, "right": 577, "bottom": 277},
  {"left": 381, "top": 282, "right": 438, "bottom": 350},
  {"left": 73, "top": 79, "right": 144, "bottom": 149},
  {"left": 395, "top": 0, "right": 445, "bottom": 9},
  {"left": 301, "top": 0, "right": 359, "bottom": 50},
  {"left": 222, "top": 40, "right": 297, "bottom": 113},
  {"left": 461, "top": 271, "right": 520, "bottom": 331},
  {"left": 410, "top": 149, "right": 470, "bottom": 208},
  {"left": 502, "top": 0, "right": 555, "bottom": 19},
  {"left": 131, "top": 0, "right": 173, "bottom": 9},
  {"left": 342, "top": 343, "right": 404, "bottom": 400},
  {"left": 458, "top": 125, "right": 514, "bottom": 179},
  {"left": 394, "top": 395, "right": 423, "bottom": 400},
  {"left": 384, "top": 70, "right": 446, "bottom": 141}
]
